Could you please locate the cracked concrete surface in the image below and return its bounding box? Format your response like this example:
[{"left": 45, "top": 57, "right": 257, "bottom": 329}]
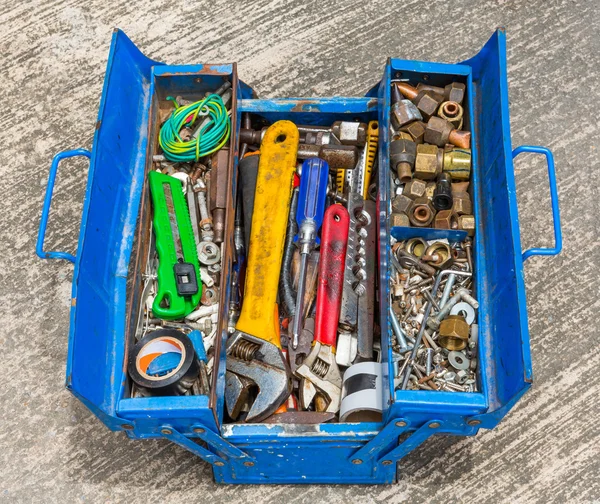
[{"left": 1, "top": 0, "right": 599, "bottom": 502}]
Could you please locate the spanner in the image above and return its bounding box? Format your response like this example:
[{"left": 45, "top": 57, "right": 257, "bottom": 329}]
[
  {"left": 226, "top": 121, "right": 299, "bottom": 422},
  {"left": 296, "top": 204, "right": 349, "bottom": 413}
]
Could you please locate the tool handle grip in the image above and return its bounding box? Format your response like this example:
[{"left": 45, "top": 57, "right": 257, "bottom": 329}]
[
  {"left": 296, "top": 158, "right": 329, "bottom": 242},
  {"left": 314, "top": 205, "right": 349, "bottom": 348},
  {"left": 236, "top": 121, "right": 300, "bottom": 347}
]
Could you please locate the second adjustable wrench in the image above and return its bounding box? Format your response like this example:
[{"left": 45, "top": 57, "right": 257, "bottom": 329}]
[
  {"left": 296, "top": 204, "right": 349, "bottom": 413},
  {"left": 226, "top": 121, "right": 299, "bottom": 422}
]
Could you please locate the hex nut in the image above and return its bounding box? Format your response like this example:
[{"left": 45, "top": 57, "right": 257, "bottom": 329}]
[
  {"left": 403, "top": 179, "right": 427, "bottom": 200},
  {"left": 458, "top": 214, "right": 475, "bottom": 236},
  {"left": 390, "top": 138, "right": 417, "bottom": 183},
  {"left": 434, "top": 209, "right": 458, "bottom": 229},
  {"left": 405, "top": 237, "right": 428, "bottom": 257},
  {"left": 456, "top": 369, "right": 469, "bottom": 384},
  {"left": 393, "top": 131, "right": 413, "bottom": 141},
  {"left": 408, "top": 197, "right": 436, "bottom": 227},
  {"left": 331, "top": 121, "right": 367, "bottom": 146},
  {"left": 439, "top": 315, "right": 469, "bottom": 351},
  {"left": 438, "top": 101, "right": 464, "bottom": 129},
  {"left": 424, "top": 242, "right": 453, "bottom": 269},
  {"left": 390, "top": 212, "right": 410, "bottom": 228},
  {"left": 391, "top": 99, "right": 423, "bottom": 129},
  {"left": 392, "top": 194, "right": 413, "bottom": 214},
  {"left": 401, "top": 121, "right": 427, "bottom": 144},
  {"left": 413, "top": 90, "right": 444, "bottom": 120},
  {"left": 414, "top": 144, "right": 442, "bottom": 180},
  {"left": 443, "top": 147, "right": 471, "bottom": 180},
  {"left": 424, "top": 116, "right": 453, "bottom": 147},
  {"left": 445, "top": 82, "right": 466, "bottom": 104},
  {"left": 452, "top": 193, "right": 472, "bottom": 216},
  {"left": 198, "top": 241, "right": 221, "bottom": 265}
]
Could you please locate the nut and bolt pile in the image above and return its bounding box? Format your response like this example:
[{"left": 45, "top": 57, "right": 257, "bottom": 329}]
[
  {"left": 389, "top": 80, "right": 475, "bottom": 233},
  {"left": 389, "top": 237, "right": 479, "bottom": 392}
]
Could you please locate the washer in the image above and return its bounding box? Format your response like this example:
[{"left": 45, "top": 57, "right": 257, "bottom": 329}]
[{"left": 450, "top": 301, "right": 476, "bottom": 325}]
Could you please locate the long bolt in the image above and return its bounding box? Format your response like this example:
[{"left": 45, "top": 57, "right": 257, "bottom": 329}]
[
  {"left": 426, "top": 348, "right": 433, "bottom": 375},
  {"left": 390, "top": 305, "right": 409, "bottom": 351},
  {"left": 439, "top": 273, "right": 456, "bottom": 307}
]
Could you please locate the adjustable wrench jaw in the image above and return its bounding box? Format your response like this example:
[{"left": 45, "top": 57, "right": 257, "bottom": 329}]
[
  {"left": 226, "top": 331, "right": 292, "bottom": 422},
  {"left": 296, "top": 342, "right": 342, "bottom": 413}
]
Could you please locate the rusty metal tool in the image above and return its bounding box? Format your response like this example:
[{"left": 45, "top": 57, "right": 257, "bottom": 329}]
[
  {"left": 296, "top": 204, "right": 349, "bottom": 413},
  {"left": 291, "top": 157, "right": 329, "bottom": 350},
  {"left": 225, "top": 121, "right": 299, "bottom": 422}
]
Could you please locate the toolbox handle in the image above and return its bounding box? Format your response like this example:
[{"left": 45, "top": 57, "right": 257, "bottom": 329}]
[
  {"left": 512, "top": 145, "right": 562, "bottom": 262},
  {"left": 36, "top": 149, "right": 91, "bottom": 263}
]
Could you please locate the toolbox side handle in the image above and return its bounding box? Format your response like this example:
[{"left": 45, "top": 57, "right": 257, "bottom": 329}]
[
  {"left": 36, "top": 149, "right": 91, "bottom": 263},
  {"left": 513, "top": 145, "right": 562, "bottom": 262}
]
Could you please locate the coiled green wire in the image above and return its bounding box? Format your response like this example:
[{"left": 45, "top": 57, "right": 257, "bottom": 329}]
[{"left": 159, "top": 94, "right": 230, "bottom": 162}]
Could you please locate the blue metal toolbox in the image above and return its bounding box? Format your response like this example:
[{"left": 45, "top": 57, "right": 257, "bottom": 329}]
[{"left": 36, "top": 28, "right": 562, "bottom": 484}]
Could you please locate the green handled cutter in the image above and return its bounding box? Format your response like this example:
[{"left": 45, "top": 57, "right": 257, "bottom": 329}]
[{"left": 149, "top": 171, "right": 202, "bottom": 320}]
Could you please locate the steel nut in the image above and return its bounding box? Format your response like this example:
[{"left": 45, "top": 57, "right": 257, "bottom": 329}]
[
  {"left": 452, "top": 193, "right": 472, "bottom": 215},
  {"left": 392, "top": 194, "right": 413, "bottom": 214},
  {"left": 458, "top": 214, "right": 475, "bottom": 236},
  {"left": 331, "top": 121, "right": 367, "bottom": 146},
  {"left": 445, "top": 82, "right": 466, "bottom": 104},
  {"left": 414, "top": 90, "right": 444, "bottom": 120},
  {"left": 434, "top": 209, "right": 458, "bottom": 229},
  {"left": 414, "top": 144, "right": 442, "bottom": 180},
  {"left": 424, "top": 242, "right": 453, "bottom": 269},
  {"left": 390, "top": 212, "right": 410, "bottom": 228},
  {"left": 408, "top": 197, "right": 435, "bottom": 227},
  {"left": 403, "top": 179, "right": 427, "bottom": 200},
  {"left": 198, "top": 241, "right": 221, "bottom": 265},
  {"left": 401, "top": 121, "right": 426, "bottom": 144},
  {"left": 391, "top": 99, "right": 423, "bottom": 129},
  {"left": 439, "top": 315, "right": 469, "bottom": 351},
  {"left": 438, "top": 101, "right": 464, "bottom": 129},
  {"left": 443, "top": 147, "right": 471, "bottom": 180}
]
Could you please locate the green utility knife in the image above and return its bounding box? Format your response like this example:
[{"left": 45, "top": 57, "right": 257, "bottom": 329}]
[{"left": 148, "top": 171, "right": 202, "bottom": 320}]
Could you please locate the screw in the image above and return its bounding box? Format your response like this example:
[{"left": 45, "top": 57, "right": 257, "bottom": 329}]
[
  {"left": 381, "top": 460, "right": 393, "bottom": 466},
  {"left": 468, "top": 419, "right": 481, "bottom": 426},
  {"left": 161, "top": 428, "right": 173, "bottom": 435},
  {"left": 429, "top": 422, "right": 441, "bottom": 429},
  {"left": 396, "top": 420, "right": 407, "bottom": 427},
  {"left": 351, "top": 459, "right": 363, "bottom": 465},
  {"left": 193, "top": 427, "right": 205, "bottom": 434}
]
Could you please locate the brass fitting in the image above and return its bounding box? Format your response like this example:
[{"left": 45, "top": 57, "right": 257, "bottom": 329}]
[
  {"left": 434, "top": 209, "right": 459, "bottom": 229},
  {"left": 439, "top": 315, "right": 469, "bottom": 351},
  {"left": 416, "top": 82, "right": 466, "bottom": 105},
  {"left": 390, "top": 212, "right": 410, "bottom": 228},
  {"left": 390, "top": 138, "right": 417, "bottom": 183},
  {"left": 438, "top": 101, "right": 464, "bottom": 129},
  {"left": 413, "top": 90, "right": 444, "bottom": 120},
  {"left": 424, "top": 242, "right": 453, "bottom": 269},
  {"left": 405, "top": 237, "right": 428, "bottom": 258},
  {"left": 424, "top": 117, "right": 471, "bottom": 149},
  {"left": 451, "top": 183, "right": 473, "bottom": 215},
  {"left": 408, "top": 197, "right": 436, "bottom": 227},
  {"left": 403, "top": 179, "right": 427, "bottom": 200},
  {"left": 392, "top": 194, "right": 413, "bottom": 214},
  {"left": 414, "top": 144, "right": 442, "bottom": 180},
  {"left": 458, "top": 214, "right": 475, "bottom": 236},
  {"left": 391, "top": 99, "right": 423, "bottom": 129},
  {"left": 393, "top": 131, "right": 413, "bottom": 142},
  {"left": 400, "top": 121, "right": 426, "bottom": 144},
  {"left": 443, "top": 147, "right": 471, "bottom": 180}
]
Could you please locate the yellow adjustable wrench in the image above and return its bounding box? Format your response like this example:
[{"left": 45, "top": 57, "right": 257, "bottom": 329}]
[{"left": 226, "top": 120, "right": 299, "bottom": 422}]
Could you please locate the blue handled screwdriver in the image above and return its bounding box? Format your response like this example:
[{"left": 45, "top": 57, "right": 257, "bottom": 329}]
[{"left": 291, "top": 157, "right": 330, "bottom": 349}]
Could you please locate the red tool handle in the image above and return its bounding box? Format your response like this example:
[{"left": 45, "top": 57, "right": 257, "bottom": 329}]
[{"left": 314, "top": 205, "right": 350, "bottom": 348}]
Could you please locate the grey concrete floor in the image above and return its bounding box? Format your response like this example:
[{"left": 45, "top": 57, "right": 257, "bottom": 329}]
[{"left": 1, "top": 0, "right": 599, "bottom": 502}]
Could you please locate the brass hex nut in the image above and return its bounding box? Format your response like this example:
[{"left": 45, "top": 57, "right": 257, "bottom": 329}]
[
  {"left": 458, "top": 214, "right": 475, "bottom": 236},
  {"left": 438, "top": 101, "right": 464, "bottom": 129},
  {"left": 439, "top": 315, "right": 469, "bottom": 351},
  {"left": 391, "top": 99, "right": 423, "bottom": 129},
  {"left": 392, "top": 194, "right": 413, "bottom": 214},
  {"left": 443, "top": 147, "right": 471, "bottom": 180},
  {"left": 403, "top": 179, "right": 427, "bottom": 200},
  {"left": 408, "top": 197, "right": 436, "bottom": 227},
  {"left": 424, "top": 242, "right": 453, "bottom": 269},
  {"left": 401, "top": 121, "right": 426, "bottom": 144},
  {"left": 390, "top": 212, "right": 410, "bottom": 228},
  {"left": 434, "top": 209, "right": 458, "bottom": 229},
  {"left": 405, "top": 237, "right": 428, "bottom": 257},
  {"left": 413, "top": 90, "right": 444, "bottom": 120},
  {"left": 414, "top": 144, "right": 442, "bottom": 180},
  {"left": 452, "top": 193, "right": 472, "bottom": 215},
  {"left": 424, "top": 116, "right": 453, "bottom": 147},
  {"left": 445, "top": 82, "right": 466, "bottom": 104}
]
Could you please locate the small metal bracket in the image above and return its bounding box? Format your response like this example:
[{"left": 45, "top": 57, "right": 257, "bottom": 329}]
[
  {"left": 376, "top": 420, "right": 444, "bottom": 465},
  {"left": 348, "top": 418, "right": 411, "bottom": 464},
  {"left": 160, "top": 425, "right": 253, "bottom": 467}
]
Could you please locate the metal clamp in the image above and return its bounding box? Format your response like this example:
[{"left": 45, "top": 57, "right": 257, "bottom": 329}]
[
  {"left": 36, "top": 149, "right": 91, "bottom": 263},
  {"left": 512, "top": 145, "right": 562, "bottom": 262}
]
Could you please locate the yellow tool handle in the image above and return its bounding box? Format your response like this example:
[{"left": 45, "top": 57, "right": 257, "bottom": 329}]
[
  {"left": 363, "top": 120, "right": 379, "bottom": 199},
  {"left": 236, "top": 121, "right": 299, "bottom": 347}
]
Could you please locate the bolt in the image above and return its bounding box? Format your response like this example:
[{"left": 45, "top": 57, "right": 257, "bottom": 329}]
[
  {"left": 121, "top": 424, "right": 134, "bottom": 430},
  {"left": 193, "top": 427, "right": 205, "bottom": 434},
  {"left": 214, "top": 461, "right": 225, "bottom": 467},
  {"left": 429, "top": 422, "right": 441, "bottom": 429},
  {"left": 161, "top": 428, "right": 173, "bottom": 435},
  {"left": 396, "top": 420, "right": 408, "bottom": 427},
  {"left": 468, "top": 419, "right": 481, "bottom": 426},
  {"left": 244, "top": 461, "right": 255, "bottom": 467},
  {"left": 439, "top": 273, "right": 456, "bottom": 307},
  {"left": 381, "top": 460, "right": 393, "bottom": 466},
  {"left": 352, "top": 459, "right": 363, "bottom": 465}
]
